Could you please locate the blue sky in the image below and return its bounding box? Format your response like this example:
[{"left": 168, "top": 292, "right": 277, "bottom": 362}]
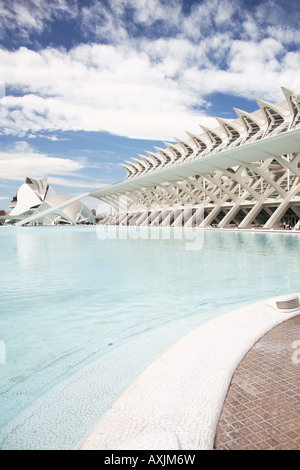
[{"left": 1, "top": 0, "right": 300, "bottom": 210}]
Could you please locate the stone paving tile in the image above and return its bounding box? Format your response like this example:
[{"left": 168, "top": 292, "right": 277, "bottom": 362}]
[{"left": 214, "top": 315, "right": 300, "bottom": 450}]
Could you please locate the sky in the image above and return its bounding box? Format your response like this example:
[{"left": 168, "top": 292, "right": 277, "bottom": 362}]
[{"left": 0, "top": 0, "right": 300, "bottom": 211}]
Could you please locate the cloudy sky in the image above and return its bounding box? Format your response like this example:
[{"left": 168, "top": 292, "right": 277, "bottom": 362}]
[{"left": 1, "top": 0, "right": 300, "bottom": 210}]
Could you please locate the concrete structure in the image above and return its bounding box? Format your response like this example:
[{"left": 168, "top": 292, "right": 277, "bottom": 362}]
[
  {"left": 79, "top": 293, "right": 300, "bottom": 450},
  {"left": 6, "top": 177, "right": 94, "bottom": 226},
  {"left": 0, "top": 210, "right": 8, "bottom": 225},
  {"left": 91, "top": 87, "right": 300, "bottom": 230}
]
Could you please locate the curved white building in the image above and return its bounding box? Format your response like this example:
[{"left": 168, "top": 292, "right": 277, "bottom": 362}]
[
  {"left": 8, "top": 177, "right": 94, "bottom": 226},
  {"left": 9, "top": 177, "right": 56, "bottom": 218},
  {"left": 91, "top": 87, "right": 300, "bottom": 230}
]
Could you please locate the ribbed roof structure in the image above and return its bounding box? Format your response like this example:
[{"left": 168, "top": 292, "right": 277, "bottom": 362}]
[{"left": 92, "top": 87, "right": 300, "bottom": 230}]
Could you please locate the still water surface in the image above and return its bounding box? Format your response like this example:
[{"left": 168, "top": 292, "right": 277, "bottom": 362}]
[{"left": 0, "top": 226, "right": 299, "bottom": 448}]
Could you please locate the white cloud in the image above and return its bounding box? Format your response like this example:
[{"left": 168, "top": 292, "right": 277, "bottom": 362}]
[
  {"left": 48, "top": 176, "right": 105, "bottom": 189},
  {"left": 1, "top": 1, "right": 300, "bottom": 141},
  {"left": 27, "top": 133, "right": 66, "bottom": 141},
  {"left": 0, "top": 81, "right": 5, "bottom": 99},
  {"left": 131, "top": 0, "right": 182, "bottom": 28},
  {"left": 80, "top": 0, "right": 129, "bottom": 43},
  {"left": 0, "top": 44, "right": 219, "bottom": 139},
  {"left": 1, "top": 39, "right": 300, "bottom": 141},
  {"left": 0, "top": 141, "right": 84, "bottom": 181},
  {"left": 0, "top": 0, "right": 78, "bottom": 39}
]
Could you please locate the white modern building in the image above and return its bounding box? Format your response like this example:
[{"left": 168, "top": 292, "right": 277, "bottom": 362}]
[
  {"left": 10, "top": 87, "right": 300, "bottom": 230},
  {"left": 7, "top": 177, "right": 94, "bottom": 226},
  {"left": 90, "top": 87, "right": 300, "bottom": 230}
]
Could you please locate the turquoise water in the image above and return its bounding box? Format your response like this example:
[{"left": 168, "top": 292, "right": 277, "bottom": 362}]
[{"left": 0, "top": 225, "right": 299, "bottom": 449}]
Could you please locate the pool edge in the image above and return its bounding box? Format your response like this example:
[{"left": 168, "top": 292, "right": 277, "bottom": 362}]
[{"left": 78, "top": 293, "right": 300, "bottom": 450}]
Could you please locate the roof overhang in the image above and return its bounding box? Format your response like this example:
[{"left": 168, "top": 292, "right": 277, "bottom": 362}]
[{"left": 89, "top": 127, "right": 300, "bottom": 200}]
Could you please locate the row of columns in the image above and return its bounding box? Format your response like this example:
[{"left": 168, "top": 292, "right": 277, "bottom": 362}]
[{"left": 99, "top": 153, "right": 300, "bottom": 230}]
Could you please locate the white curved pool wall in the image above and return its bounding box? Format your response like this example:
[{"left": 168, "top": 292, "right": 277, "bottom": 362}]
[{"left": 80, "top": 294, "right": 300, "bottom": 451}]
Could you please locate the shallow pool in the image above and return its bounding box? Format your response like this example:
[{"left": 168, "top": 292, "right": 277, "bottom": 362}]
[{"left": 0, "top": 226, "right": 299, "bottom": 449}]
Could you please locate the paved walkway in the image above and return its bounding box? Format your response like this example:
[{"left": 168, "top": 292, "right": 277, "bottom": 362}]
[
  {"left": 80, "top": 298, "right": 300, "bottom": 451},
  {"left": 214, "top": 315, "right": 300, "bottom": 450}
]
